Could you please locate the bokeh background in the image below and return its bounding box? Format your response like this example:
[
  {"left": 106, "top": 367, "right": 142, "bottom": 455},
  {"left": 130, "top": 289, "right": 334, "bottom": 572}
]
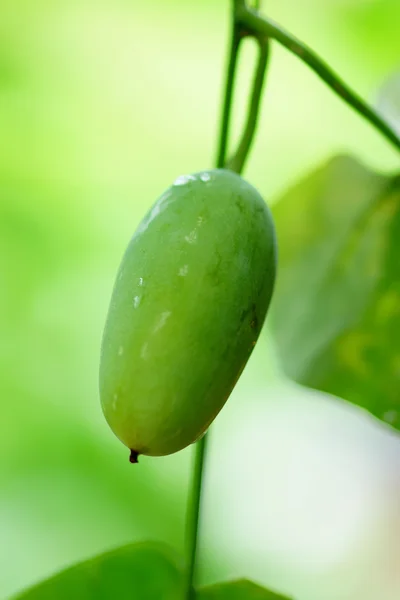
[{"left": 1, "top": 0, "right": 400, "bottom": 599}]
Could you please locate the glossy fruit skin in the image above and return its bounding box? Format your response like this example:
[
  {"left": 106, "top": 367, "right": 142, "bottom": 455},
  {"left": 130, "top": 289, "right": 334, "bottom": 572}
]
[{"left": 100, "top": 169, "right": 277, "bottom": 457}]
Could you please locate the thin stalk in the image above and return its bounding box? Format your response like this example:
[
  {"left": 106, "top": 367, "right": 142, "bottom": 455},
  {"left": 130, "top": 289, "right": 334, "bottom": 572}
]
[
  {"left": 184, "top": 6, "right": 245, "bottom": 599},
  {"left": 237, "top": 5, "right": 400, "bottom": 153},
  {"left": 216, "top": 23, "right": 242, "bottom": 169},
  {"left": 183, "top": 434, "right": 208, "bottom": 599},
  {"left": 228, "top": 35, "right": 270, "bottom": 173}
]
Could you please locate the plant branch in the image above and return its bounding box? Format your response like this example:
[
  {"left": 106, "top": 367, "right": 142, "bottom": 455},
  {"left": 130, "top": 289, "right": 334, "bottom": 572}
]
[
  {"left": 228, "top": 35, "right": 270, "bottom": 173},
  {"left": 237, "top": 5, "right": 400, "bottom": 153}
]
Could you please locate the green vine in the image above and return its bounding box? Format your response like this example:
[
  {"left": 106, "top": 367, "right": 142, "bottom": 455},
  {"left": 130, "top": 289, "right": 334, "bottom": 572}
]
[
  {"left": 227, "top": 34, "right": 270, "bottom": 174},
  {"left": 237, "top": 2, "right": 400, "bottom": 153},
  {"left": 183, "top": 434, "right": 208, "bottom": 598},
  {"left": 215, "top": 21, "right": 242, "bottom": 170},
  {"left": 184, "top": 0, "right": 400, "bottom": 597}
]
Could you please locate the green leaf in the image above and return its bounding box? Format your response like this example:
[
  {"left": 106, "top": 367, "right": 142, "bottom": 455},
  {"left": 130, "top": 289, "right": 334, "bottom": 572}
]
[
  {"left": 197, "top": 579, "right": 291, "bottom": 599},
  {"left": 12, "top": 542, "right": 183, "bottom": 600},
  {"left": 270, "top": 155, "right": 400, "bottom": 428}
]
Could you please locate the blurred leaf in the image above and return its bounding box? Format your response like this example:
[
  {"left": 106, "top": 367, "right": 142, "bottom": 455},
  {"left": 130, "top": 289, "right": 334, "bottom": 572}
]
[
  {"left": 375, "top": 69, "right": 400, "bottom": 135},
  {"left": 12, "top": 542, "right": 183, "bottom": 600},
  {"left": 270, "top": 155, "right": 400, "bottom": 429},
  {"left": 197, "top": 579, "right": 291, "bottom": 599}
]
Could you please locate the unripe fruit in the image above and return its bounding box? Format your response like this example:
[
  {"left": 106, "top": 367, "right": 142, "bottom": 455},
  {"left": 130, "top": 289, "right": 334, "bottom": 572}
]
[{"left": 99, "top": 169, "right": 277, "bottom": 459}]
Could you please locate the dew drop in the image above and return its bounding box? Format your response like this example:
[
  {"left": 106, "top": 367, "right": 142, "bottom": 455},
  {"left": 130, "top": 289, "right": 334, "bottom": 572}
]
[
  {"left": 140, "top": 342, "right": 149, "bottom": 360},
  {"left": 139, "top": 277, "right": 144, "bottom": 286},
  {"left": 174, "top": 174, "right": 196, "bottom": 186},
  {"left": 185, "top": 230, "right": 197, "bottom": 244},
  {"left": 133, "top": 295, "right": 141, "bottom": 308},
  {"left": 153, "top": 310, "right": 172, "bottom": 333},
  {"left": 200, "top": 172, "right": 211, "bottom": 182},
  {"left": 178, "top": 265, "right": 189, "bottom": 277}
]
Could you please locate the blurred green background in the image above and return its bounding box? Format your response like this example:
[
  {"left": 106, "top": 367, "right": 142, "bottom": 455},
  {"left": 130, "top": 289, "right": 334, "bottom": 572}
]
[{"left": 1, "top": 1, "right": 400, "bottom": 599}]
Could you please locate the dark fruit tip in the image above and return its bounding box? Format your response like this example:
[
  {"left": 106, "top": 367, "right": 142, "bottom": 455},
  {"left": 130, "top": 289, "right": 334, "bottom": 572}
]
[{"left": 129, "top": 450, "right": 139, "bottom": 464}]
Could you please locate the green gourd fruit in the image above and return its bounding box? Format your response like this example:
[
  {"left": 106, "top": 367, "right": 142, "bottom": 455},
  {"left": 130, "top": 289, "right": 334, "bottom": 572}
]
[{"left": 99, "top": 169, "right": 277, "bottom": 460}]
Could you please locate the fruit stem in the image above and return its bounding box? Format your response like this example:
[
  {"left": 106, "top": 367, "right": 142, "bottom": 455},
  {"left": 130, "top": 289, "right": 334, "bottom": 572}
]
[
  {"left": 215, "top": 20, "right": 242, "bottom": 169},
  {"left": 183, "top": 434, "right": 208, "bottom": 599},
  {"left": 237, "top": 4, "right": 400, "bottom": 154},
  {"left": 184, "top": 2, "right": 264, "bottom": 598},
  {"left": 228, "top": 34, "right": 270, "bottom": 174}
]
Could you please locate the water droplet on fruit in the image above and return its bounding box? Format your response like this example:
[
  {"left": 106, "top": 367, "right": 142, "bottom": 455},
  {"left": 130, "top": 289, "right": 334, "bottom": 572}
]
[
  {"left": 174, "top": 174, "right": 196, "bottom": 186},
  {"left": 133, "top": 295, "right": 141, "bottom": 308},
  {"left": 136, "top": 193, "right": 174, "bottom": 234},
  {"left": 178, "top": 265, "right": 189, "bottom": 276},
  {"left": 139, "top": 277, "right": 144, "bottom": 286},
  {"left": 200, "top": 173, "right": 211, "bottom": 182},
  {"left": 153, "top": 311, "right": 172, "bottom": 333},
  {"left": 185, "top": 230, "right": 197, "bottom": 244},
  {"left": 140, "top": 342, "right": 149, "bottom": 360}
]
